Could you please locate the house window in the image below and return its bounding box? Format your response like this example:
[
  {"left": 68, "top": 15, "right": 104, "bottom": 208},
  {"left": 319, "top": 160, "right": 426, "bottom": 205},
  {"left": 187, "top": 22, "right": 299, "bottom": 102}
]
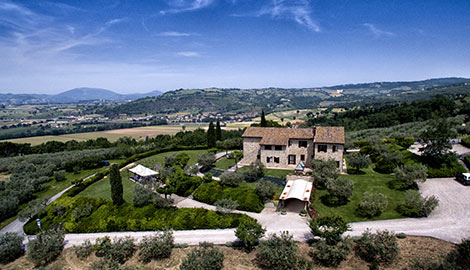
[
  {"left": 274, "top": 157, "right": 280, "bottom": 163},
  {"left": 288, "top": 155, "right": 296, "bottom": 165},
  {"left": 264, "top": 145, "right": 272, "bottom": 150},
  {"left": 333, "top": 145, "right": 339, "bottom": 152},
  {"left": 275, "top": 145, "right": 282, "bottom": 151},
  {"left": 318, "top": 144, "right": 327, "bottom": 152},
  {"left": 336, "top": 161, "right": 340, "bottom": 168},
  {"left": 266, "top": 157, "right": 273, "bottom": 163},
  {"left": 299, "top": 141, "right": 308, "bottom": 148},
  {"left": 257, "top": 154, "right": 260, "bottom": 160},
  {"left": 301, "top": 155, "right": 305, "bottom": 161}
]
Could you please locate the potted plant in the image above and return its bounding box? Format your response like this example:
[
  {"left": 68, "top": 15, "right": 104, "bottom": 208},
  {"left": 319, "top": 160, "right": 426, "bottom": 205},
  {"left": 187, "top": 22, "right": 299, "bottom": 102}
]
[
  {"left": 299, "top": 209, "right": 307, "bottom": 217},
  {"left": 281, "top": 208, "right": 287, "bottom": 215}
]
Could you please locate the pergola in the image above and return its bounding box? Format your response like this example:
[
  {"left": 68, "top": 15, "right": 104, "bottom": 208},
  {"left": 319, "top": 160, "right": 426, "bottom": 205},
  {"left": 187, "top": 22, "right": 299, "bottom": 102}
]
[
  {"left": 279, "top": 179, "right": 313, "bottom": 211},
  {"left": 129, "top": 164, "right": 159, "bottom": 183}
]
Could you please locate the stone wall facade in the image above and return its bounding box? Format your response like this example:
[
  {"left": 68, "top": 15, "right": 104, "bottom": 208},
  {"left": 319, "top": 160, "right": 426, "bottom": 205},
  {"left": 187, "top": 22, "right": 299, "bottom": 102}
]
[{"left": 313, "top": 143, "right": 344, "bottom": 170}]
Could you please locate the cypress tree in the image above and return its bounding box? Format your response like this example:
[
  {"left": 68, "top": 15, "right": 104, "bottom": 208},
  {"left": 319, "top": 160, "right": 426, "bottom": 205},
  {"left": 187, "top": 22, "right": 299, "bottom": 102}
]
[
  {"left": 109, "top": 164, "right": 123, "bottom": 205},
  {"left": 216, "top": 121, "right": 222, "bottom": 141},
  {"left": 207, "top": 121, "right": 216, "bottom": 148},
  {"left": 260, "top": 109, "right": 267, "bottom": 127}
]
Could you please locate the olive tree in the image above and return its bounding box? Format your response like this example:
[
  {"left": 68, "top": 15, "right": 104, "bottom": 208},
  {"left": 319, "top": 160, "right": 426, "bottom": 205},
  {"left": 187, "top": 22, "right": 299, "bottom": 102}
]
[
  {"left": 394, "top": 163, "right": 428, "bottom": 189},
  {"left": 220, "top": 171, "right": 244, "bottom": 187},
  {"left": 309, "top": 216, "right": 350, "bottom": 245},
  {"left": 312, "top": 159, "right": 339, "bottom": 189},
  {"left": 214, "top": 198, "right": 239, "bottom": 214},
  {"left": 326, "top": 178, "right": 354, "bottom": 205},
  {"left": 356, "top": 192, "right": 388, "bottom": 217},
  {"left": 347, "top": 153, "right": 371, "bottom": 174},
  {"left": 0, "top": 232, "right": 24, "bottom": 264},
  {"left": 235, "top": 218, "right": 266, "bottom": 250},
  {"left": 27, "top": 229, "right": 65, "bottom": 266}
]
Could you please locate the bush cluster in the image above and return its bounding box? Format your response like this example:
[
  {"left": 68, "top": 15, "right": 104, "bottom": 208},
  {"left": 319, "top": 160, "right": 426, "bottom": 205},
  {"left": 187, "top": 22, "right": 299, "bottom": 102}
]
[
  {"left": 0, "top": 232, "right": 24, "bottom": 264},
  {"left": 27, "top": 228, "right": 65, "bottom": 266},
  {"left": 24, "top": 197, "right": 255, "bottom": 234},
  {"left": 397, "top": 190, "right": 439, "bottom": 217},
  {"left": 235, "top": 218, "right": 266, "bottom": 250},
  {"left": 138, "top": 231, "right": 174, "bottom": 263},
  {"left": 180, "top": 242, "right": 224, "bottom": 270},
  {"left": 312, "top": 238, "right": 352, "bottom": 267},
  {"left": 355, "top": 230, "right": 399, "bottom": 267},
  {"left": 356, "top": 192, "right": 388, "bottom": 217},
  {"left": 256, "top": 232, "right": 311, "bottom": 270},
  {"left": 193, "top": 181, "right": 264, "bottom": 213},
  {"left": 73, "top": 240, "right": 93, "bottom": 259}
]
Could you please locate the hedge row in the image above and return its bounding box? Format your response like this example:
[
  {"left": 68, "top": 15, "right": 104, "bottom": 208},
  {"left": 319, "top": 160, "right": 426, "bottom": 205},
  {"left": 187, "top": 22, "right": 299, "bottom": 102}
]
[
  {"left": 193, "top": 181, "right": 264, "bottom": 213},
  {"left": 24, "top": 197, "right": 254, "bottom": 235},
  {"left": 65, "top": 145, "right": 208, "bottom": 197},
  {"left": 426, "top": 160, "right": 466, "bottom": 178}
]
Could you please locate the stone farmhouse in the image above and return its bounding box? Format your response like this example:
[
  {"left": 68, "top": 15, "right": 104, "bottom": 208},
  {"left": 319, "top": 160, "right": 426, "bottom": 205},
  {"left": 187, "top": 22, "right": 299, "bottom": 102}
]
[{"left": 241, "top": 126, "right": 345, "bottom": 171}]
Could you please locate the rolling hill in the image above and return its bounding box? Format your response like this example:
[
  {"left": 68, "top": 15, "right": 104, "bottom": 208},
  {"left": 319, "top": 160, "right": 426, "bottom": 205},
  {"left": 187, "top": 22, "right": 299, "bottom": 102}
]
[
  {"left": 95, "top": 78, "right": 470, "bottom": 116},
  {"left": 0, "top": 88, "right": 163, "bottom": 105}
]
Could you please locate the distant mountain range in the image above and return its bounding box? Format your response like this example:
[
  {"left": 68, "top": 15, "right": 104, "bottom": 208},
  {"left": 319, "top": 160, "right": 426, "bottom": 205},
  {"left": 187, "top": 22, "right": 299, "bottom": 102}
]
[
  {"left": 94, "top": 77, "right": 470, "bottom": 116},
  {"left": 0, "top": 88, "right": 163, "bottom": 105}
]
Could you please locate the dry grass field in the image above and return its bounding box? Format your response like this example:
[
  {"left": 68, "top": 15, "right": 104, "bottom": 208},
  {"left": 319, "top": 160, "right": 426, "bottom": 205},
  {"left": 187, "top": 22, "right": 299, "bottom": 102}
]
[
  {"left": 1, "top": 236, "right": 455, "bottom": 270},
  {"left": 1, "top": 123, "right": 249, "bottom": 146}
]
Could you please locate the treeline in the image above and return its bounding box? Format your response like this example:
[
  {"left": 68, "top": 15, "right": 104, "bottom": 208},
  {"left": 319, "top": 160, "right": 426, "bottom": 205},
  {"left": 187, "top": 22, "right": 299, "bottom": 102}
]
[
  {"left": 0, "top": 128, "right": 244, "bottom": 158},
  {"left": 308, "top": 95, "right": 468, "bottom": 131},
  {"left": 0, "top": 118, "right": 167, "bottom": 140}
]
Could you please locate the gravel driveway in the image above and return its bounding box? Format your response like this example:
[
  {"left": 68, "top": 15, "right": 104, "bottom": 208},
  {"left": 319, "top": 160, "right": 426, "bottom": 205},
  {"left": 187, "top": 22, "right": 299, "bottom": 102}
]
[{"left": 346, "top": 178, "right": 470, "bottom": 243}]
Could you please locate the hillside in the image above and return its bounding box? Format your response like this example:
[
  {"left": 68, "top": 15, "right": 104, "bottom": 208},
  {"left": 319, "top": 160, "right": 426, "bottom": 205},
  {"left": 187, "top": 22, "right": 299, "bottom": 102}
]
[
  {"left": 96, "top": 78, "right": 470, "bottom": 116},
  {"left": 0, "top": 88, "right": 163, "bottom": 105}
]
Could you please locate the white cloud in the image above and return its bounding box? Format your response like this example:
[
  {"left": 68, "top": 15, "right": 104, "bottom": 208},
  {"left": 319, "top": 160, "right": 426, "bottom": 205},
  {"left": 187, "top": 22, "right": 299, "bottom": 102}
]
[
  {"left": 176, "top": 51, "right": 200, "bottom": 57},
  {"left": 363, "top": 23, "right": 394, "bottom": 38},
  {"left": 160, "top": 31, "right": 193, "bottom": 37},
  {"left": 258, "top": 0, "right": 320, "bottom": 32},
  {"left": 160, "top": 0, "right": 215, "bottom": 15}
]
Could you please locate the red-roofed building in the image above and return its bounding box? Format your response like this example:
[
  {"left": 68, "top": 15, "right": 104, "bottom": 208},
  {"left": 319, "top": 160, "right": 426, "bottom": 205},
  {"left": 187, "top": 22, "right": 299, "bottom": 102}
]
[{"left": 241, "top": 126, "right": 345, "bottom": 171}]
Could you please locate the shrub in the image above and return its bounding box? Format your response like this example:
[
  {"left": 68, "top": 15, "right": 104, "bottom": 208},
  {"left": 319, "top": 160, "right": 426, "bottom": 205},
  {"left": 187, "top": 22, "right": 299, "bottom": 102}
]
[
  {"left": 326, "top": 178, "right": 354, "bottom": 205},
  {"left": 255, "top": 179, "right": 277, "bottom": 200},
  {"left": 397, "top": 190, "right": 439, "bottom": 217},
  {"left": 202, "top": 173, "right": 213, "bottom": 183},
  {"left": 0, "top": 232, "right": 24, "bottom": 264},
  {"left": 309, "top": 216, "right": 350, "bottom": 245},
  {"left": 220, "top": 172, "right": 244, "bottom": 187},
  {"left": 90, "top": 258, "right": 121, "bottom": 270},
  {"left": 138, "top": 231, "right": 174, "bottom": 263},
  {"left": 256, "top": 232, "right": 304, "bottom": 270},
  {"left": 133, "top": 184, "right": 155, "bottom": 207},
  {"left": 311, "top": 238, "right": 352, "bottom": 267},
  {"left": 175, "top": 153, "right": 190, "bottom": 167},
  {"left": 180, "top": 242, "right": 224, "bottom": 270},
  {"left": 54, "top": 170, "right": 66, "bottom": 182},
  {"left": 394, "top": 163, "right": 428, "bottom": 189},
  {"left": 27, "top": 228, "right": 65, "bottom": 266},
  {"left": 356, "top": 230, "right": 399, "bottom": 266},
  {"left": 356, "top": 192, "right": 388, "bottom": 217},
  {"left": 18, "top": 198, "right": 47, "bottom": 222},
  {"left": 235, "top": 218, "right": 266, "bottom": 250},
  {"left": 72, "top": 202, "right": 94, "bottom": 221},
  {"left": 312, "top": 159, "right": 339, "bottom": 189},
  {"left": 245, "top": 161, "right": 265, "bottom": 182},
  {"left": 97, "top": 237, "right": 136, "bottom": 264},
  {"left": 347, "top": 153, "right": 371, "bottom": 174},
  {"left": 197, "top": 152, "right": 216, "bottom": 170},
  {"left": 73, "top": 240, "right": 93, "bottom": 259},
  {"left": 214, "top": 198, "right": 239, "bottom": 214}
]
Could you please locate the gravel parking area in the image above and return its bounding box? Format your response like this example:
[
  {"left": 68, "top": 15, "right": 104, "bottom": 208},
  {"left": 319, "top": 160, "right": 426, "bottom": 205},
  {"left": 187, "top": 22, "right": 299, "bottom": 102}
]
[{"left": 347, "top": 178, "right": 470, "bottom": 243}]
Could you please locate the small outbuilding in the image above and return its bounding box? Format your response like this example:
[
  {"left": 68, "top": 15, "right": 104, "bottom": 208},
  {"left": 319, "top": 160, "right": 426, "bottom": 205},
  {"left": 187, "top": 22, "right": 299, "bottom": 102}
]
[
  {"left": 279, "top": 178, "right": 313, "bottom": 212},
  {"left": 129, "top": 164, "right": 159, "bottom": 183}
]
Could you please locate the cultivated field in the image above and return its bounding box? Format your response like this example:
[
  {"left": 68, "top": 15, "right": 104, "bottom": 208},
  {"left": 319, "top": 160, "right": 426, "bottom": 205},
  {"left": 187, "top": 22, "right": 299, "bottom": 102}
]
[{"left": 1, "top": 123, "right": 249, "bottom": 146}]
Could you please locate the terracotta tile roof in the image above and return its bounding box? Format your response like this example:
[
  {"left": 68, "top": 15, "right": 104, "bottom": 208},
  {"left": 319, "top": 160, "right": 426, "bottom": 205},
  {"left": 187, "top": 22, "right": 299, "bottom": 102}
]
[
  {"left": 314, "top": 126, "right": 345, "bottom": 144},
  {"left": 243, "top": 126, "right": 345, "bottom": 145},
  {"left": 242, "top": 127, "right": 314, "bottom": 145}
]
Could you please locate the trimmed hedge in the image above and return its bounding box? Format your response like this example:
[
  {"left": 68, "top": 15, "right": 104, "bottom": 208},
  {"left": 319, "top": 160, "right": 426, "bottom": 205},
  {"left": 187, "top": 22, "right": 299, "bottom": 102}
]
[
  {"left": 193, "top": 181, "right": 264, "bottom": 213},
  {"left": 24, "top": 197, "right": 254, "bottom": 235},
  {"left": 66, "top": 145, "right": 208, "bottom": 197}
]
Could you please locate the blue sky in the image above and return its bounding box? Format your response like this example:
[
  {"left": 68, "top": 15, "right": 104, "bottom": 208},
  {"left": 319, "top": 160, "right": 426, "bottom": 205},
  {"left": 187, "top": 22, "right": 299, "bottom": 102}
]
[{"left": 0, "top": 0, "right": 469, "bottom": 94}]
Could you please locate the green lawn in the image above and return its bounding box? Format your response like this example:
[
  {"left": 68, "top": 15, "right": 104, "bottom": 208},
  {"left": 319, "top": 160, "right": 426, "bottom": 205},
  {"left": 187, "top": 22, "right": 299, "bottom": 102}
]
[
  {"left": 135, "top": 149, "right": 208, "bottom": 168},
  {"left": 0, "top": 164, "right": 121, "bottom": 230},
  {"left": 239, "top": 167, "right": 292, "bottom": 179},
  {"left": 215, "top": 157, "right": 237, "bottom": 170},
  {"left": 78, "top": 149, "right": 208, "bottom": 203},
  {"left": 313, "top": 167, "right": 406, "bottom": 223}
]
